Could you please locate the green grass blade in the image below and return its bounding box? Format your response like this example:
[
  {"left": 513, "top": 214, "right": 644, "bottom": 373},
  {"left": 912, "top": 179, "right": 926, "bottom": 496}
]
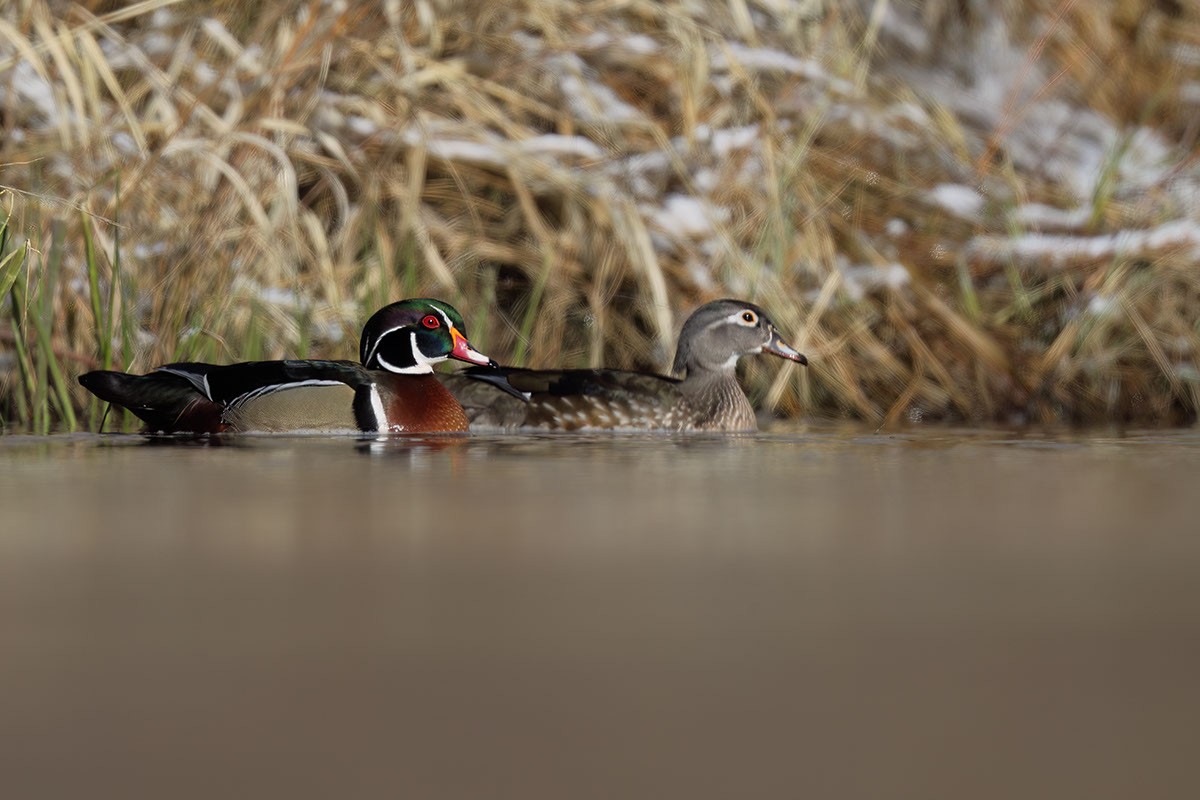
[
  {"left": 83, "top": 214, "right": 111, "bottom": 370},
  {"left": 28, "top": 299, "right": 78, "bottom": 432},
  {"left": 107, "top": 217, "right": 121, "bottom": 370},
  {"left": 19, "top": 221, "right": 78, "bottom": 432},
  {"left": 0, "top": 240, "right": 27, "bottom": 300},
  {"left": 9, "top": 278, "right": 40, "bottom": 432}
]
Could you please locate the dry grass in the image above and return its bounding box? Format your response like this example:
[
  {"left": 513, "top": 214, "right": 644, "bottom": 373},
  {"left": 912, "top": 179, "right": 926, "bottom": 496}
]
[{"left": 1, "top": 0, "right": 1199, "bottom": 430}]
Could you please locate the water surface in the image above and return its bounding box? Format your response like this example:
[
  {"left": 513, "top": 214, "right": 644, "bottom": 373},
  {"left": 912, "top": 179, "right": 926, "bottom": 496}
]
[{"left": 2, "top": 427, "right": 1198, "bottom": 798}]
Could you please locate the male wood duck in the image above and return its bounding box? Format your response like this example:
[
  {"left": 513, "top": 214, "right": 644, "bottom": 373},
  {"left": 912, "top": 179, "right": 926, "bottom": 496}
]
[
  {"left": 439, "top": 299, "right": 808, "bottom": 432},
  {"left": 78, "top": 299, "right": 496, "bottom": 434}
]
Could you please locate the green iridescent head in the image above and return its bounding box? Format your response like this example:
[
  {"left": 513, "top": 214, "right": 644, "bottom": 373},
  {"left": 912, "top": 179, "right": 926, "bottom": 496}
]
[{"left": 359, "top": 299, "right": 493, "bottom": 374}]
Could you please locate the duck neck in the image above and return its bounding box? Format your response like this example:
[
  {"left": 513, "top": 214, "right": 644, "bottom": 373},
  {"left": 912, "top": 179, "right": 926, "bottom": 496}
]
[
  {"left": 679, "top": 367, "right": 755, "bottom": 431},
  {"left": 677, "top": 357, "right": 738, "bottom": 389}
]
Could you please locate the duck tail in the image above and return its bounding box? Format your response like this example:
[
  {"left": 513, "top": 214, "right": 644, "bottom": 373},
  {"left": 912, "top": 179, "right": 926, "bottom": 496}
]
[{"left": 78, "top": 370, "right": 224, "bottom": 433}]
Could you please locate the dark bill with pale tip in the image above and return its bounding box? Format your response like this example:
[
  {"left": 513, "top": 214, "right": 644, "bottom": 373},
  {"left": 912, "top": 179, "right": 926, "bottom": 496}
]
[{"left": 763, "top": 330, "right": 808, "bottom": 365}]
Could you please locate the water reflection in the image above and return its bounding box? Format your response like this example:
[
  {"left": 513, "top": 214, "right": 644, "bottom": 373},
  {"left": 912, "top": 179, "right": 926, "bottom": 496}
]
[{"left": 1, "top": 427, "right": 1198, "bottom": 798}]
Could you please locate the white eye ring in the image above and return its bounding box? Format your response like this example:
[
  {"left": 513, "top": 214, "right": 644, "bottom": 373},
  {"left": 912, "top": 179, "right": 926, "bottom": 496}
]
[{"left": 739, "top": 310, "right": 758, "bottom": 325}]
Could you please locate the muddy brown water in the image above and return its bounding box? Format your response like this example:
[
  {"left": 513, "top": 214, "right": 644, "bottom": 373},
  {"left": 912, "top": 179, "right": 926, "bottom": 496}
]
[{"left": 2, "top": 426, "right": 1198, "bottom": 798}]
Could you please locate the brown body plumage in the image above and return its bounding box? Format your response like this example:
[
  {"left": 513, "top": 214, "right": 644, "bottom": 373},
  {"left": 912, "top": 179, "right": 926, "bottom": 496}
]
[{"left": 440, "top": 299, "right": 807, "bottom": 433}]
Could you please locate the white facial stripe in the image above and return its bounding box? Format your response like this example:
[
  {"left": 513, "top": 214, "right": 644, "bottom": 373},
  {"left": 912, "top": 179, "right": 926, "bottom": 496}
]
[
  {"left": 362, "top": 323, "right": 408, "bottom": 368},
  {"left": 410, "top": 329, "right": 449, "bottom": 368},
  {"left": 376, "top": 350, "right": 433, "bottom": 375},
  {"left": 431, "top": 305, "right": 454, "bottom": 329},
  {"left": 413, "top": 331, "right": 427, "bottom": 365},
  {"left": 369, "top": 316, "right": 461, "bottom": 374}
]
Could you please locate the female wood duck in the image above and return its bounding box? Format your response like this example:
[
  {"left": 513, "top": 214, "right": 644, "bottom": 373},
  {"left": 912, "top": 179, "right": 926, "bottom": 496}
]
[
  {"left": 78, "top": 299, "right": 496, "bottom": 434},
  {"left": 440, "top": 299, "right": 808, "bottom": 432}
]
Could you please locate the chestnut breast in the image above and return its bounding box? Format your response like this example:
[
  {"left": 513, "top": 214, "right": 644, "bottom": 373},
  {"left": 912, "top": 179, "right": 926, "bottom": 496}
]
[{"left": 376, "top": 373, "right": 470, "bottom": 433}]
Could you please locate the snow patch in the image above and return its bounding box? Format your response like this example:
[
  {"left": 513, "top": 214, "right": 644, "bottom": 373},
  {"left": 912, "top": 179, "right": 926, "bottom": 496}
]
[
  {"left": 518, "top": 134, "right": 604, "bottom": 160},
  {"left": 1086, "top": 294, "right": 1119, "bottom": 319},
  {"left": 258, "top": 287, "right": 302, "bottom": 309},
  {"left": 583, "top": 31, "right": 660, "bottom": 56},
  {"left": 888, "top": 102, "right": 931, "bottom": 127},
  {"left": 1011, "top": 204, "right": 1093, "bottom": 232},
  {"left": 425, "top": 139, "right": 507, "bottom": 169},
  {"left": 1173, "top": 42, "right": 1200, "bottom": 67},
  {"left": 10, "top": 59, "right": 59, "bottom": 124},
  {"left": 704, "top": 125, "right": 760, "bottom": 158},
  {"left": 839, "top": 261, "right": 911, "bottom": 301},
  {"left": 556, "top": 54, "right": 645, "bottom": 123},
  {"left": 111, "top": 132, "right": 138, "bottom": 155},
  {"left": 967, "top": 219, "right": 1200, "bottom": 271},
  {"left": 132, "top": 242, "right": 169, "bottom": 260},
  {"left": 711, "top": 44, "right": 854, "bottom": 94},
  {"left": 653, "top": 195, "right": 729, "bottom": 238},
  {"left": 347, "top": 115, "right": 378, "bottom": 136},
  {"left": 193, "top": 61, "right": 218, "bottom": 86},
  {"left": 927, "top": 184, "right": 984, "bottom": 220}
]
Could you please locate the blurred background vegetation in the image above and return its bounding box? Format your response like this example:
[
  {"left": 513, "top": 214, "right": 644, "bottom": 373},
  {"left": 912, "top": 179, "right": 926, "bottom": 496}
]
[{"left": 1, "top": 0, "right": 1199, "bottom": 432}]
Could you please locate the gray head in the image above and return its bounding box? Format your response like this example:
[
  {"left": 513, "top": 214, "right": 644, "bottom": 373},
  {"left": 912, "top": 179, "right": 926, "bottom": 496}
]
[{"left": 671, "top": 299, "right": 808, "bottom": 378}]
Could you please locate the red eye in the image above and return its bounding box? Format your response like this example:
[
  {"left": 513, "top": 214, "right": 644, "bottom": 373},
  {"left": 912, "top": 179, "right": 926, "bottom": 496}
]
[{"left": 421, "top": 314, "right": 441, "bottom": 329}]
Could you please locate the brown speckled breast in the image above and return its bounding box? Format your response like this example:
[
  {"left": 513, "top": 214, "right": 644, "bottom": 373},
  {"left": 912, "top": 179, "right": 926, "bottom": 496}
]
[
  {"left": 377, "top": 373, "right": 470, "bottom": 433},
  {"left": 680, "top": 377, "right": 757, "bottom": 432}
]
